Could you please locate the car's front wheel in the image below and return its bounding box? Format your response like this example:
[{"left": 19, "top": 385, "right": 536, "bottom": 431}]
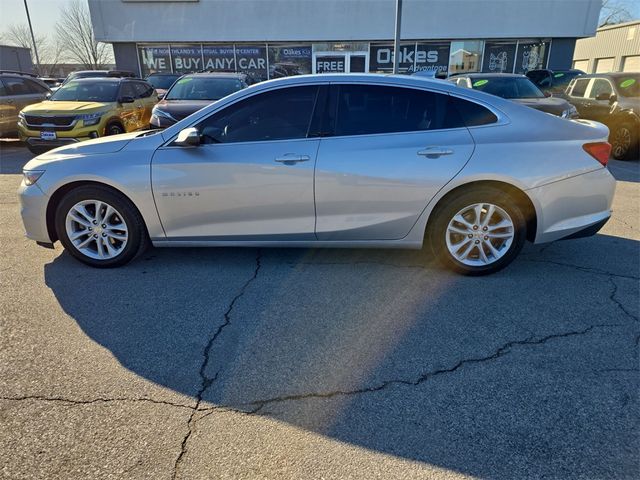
[
  {"left": 55, "top": 185, "right": 148, "bottom": 267},
  {"left": 428, "top": 187, "right": 527, "bottom": 275}
]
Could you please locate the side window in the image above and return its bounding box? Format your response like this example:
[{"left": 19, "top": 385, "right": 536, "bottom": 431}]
[
  {"left": 0, "top": 80, "right": 7, "bottom": 96},
  {"left": 447, "top": 95, "right": 498, "bottom": 127},
  {"left": 134, "top": 82, "right": 153, "bottom": 98},
  {"left": 570, "top": 78, "right": 590, "bottom": 98},
  {"left": 588, "top": 79, "right": 613, "bottom": 99},
  {"left": 456, "top": 78, "right": 469, "bottom": 88},
  {"left": 25, "top": 79, "right": 49, "bottom": 94},
  {"left": 199, "top": 85, "right": 318, "bottom": 144},
  {"left": 3, "top": 77, "right": 30, "bottom": 95},
  {"left": 120, "top": 82, "right": 137, "bottom": 99},
  {"left": 334, "top": 84, "right": 453, "bottom": 136}
]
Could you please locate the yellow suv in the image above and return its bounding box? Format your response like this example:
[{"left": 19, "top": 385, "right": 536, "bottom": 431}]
[{"left": 18, "top": 77, "right": 158, "bottom": 154}]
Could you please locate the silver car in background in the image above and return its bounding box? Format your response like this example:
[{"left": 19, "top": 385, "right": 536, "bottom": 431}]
[{"left": 18, "top": 74, "right": 615, "bottom": 275}]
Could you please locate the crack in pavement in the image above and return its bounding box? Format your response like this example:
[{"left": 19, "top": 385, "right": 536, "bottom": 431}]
[
  {"left": 608, "top": 277, "right": 639, "bottom": 323},
  {"left": 171, "top": 250, "right": 262, "bottom": 480},
  {"left": 191, "top": 323, "right": 625, "bottom": 417},
  {"left": 521, "top": 258, "right": 640, "bottom": 280},
  {"left": 0, "top": 395, "right": 194, "bottom": 410}
]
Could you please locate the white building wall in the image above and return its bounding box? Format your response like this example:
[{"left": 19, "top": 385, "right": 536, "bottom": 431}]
[
  {"left": 89, "top": 0, "right": 601, "bottom": 43},
  {"left": 573, "top": 21, "right": 640, "bottom": 73}
]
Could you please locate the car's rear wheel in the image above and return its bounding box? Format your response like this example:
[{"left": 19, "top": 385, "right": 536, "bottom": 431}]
[
  {"left": 611, "top": 122, "right": 639, "bottom": 161},
  {"left": 55, "top": 186, "right": 148, "bottom": 267},
  {"left": 428, "top": 187, "right": 527, "bottom": 275}
]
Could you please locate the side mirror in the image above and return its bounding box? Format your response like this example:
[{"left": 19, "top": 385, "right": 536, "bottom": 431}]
[
  {"left": 595, "top": 92, "right": 611, "bottom": 101},
  {"left": 157, "top": 91, "right": 165, "bottom": 100},
  {"left": 609, "top": 93, "right": 617, "bottom": 104},
  {"left": 45, "top": 92, "right": 52, "bottom": 99},
  {"left": 118, "top": 96, "right": 135, "bottom": 104},
  {"left": 174, "top": 127, "right": 200, "bottom": 147}
]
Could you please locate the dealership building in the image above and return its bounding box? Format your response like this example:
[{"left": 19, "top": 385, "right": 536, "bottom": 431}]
[{"left": 88, "top": 0, "right": 602, "bottom": 81}]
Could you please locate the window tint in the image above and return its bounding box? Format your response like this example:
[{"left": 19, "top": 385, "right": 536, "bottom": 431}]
[
  {"left": 447, "top": 95, "right": 498, "bottom": 127},
  {"left": 334, "top": 85, "right": 455, "bottom": 136},
  {"left": 120, "top": 83, "right": 137, "bottom": 99},
  {"left": 133, "top": 82, "right": 153, "bottom": 98},
  {"left": 25, "top": 79, "right": 49, "bottom": 94},
  {"left": 3, "top": 77, "right": 30, "bottom": 95},
  {"left": 570, "top": 78, "right": 589, "bottom": 98},
  {"left": 199, "top": 85, "right": 318, "bottom": 144},
  {"left": 589, "top": 79, "right": 613, "bottom": 99}
]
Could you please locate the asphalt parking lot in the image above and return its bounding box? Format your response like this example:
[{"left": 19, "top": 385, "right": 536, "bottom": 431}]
[{"left": 0, "top": 140, "right": 638, "bottom": 480}]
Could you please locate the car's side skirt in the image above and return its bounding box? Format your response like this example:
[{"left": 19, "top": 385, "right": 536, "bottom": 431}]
[{"left": 150, "top": 239, "right": 423, "bottom": 249}]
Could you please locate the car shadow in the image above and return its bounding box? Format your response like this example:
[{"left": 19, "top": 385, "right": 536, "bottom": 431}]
[
  {"left": 44, "top": 236, "right": 639, "bottom": 478},
  {"left": 609, "top": 159, "right": 640, "bottom": 183}
]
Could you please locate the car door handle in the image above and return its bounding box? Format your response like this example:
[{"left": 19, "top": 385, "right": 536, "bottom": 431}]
[
  {"left": 274, "top": 154, "right": 311, "bottom": 165},
  {"left": 417, "top": 147, "right": 454, "bottom": 158}
]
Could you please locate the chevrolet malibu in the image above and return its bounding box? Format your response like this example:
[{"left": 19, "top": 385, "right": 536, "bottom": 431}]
[{"left": 18, "top": 74, "right": 615, "bottom": 275}]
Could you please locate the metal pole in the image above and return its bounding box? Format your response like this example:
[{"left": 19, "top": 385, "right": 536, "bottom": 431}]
[
  {"left": 23, "top": 0, "right": 41, "bottom": 73},
  {"left": 393, "top": 0, "right": 402, "bottom": 74}
]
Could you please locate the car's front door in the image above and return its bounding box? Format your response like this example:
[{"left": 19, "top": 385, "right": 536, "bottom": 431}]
[
  {"left": 586, "top": 78, "right": 615, "bottom": 123},
  {"left": 566, "top": 77, "right": 591, "bottom": 117},
  {"left": 314, "top": 84, "right": 476, "bottom": 240},
  {"left": 152, "top": 85, "right": 321, "bottom": 239}
]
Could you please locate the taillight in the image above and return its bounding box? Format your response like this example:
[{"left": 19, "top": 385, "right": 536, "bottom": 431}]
[{"left": 583, "top": 142, "right": 611, "bottom": 166}]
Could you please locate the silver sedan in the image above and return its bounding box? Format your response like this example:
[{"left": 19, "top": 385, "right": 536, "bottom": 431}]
[{"left": 18, "top": 74, "right": 615, "bottom": 275}]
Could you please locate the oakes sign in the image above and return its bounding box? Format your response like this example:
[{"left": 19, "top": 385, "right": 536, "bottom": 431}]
[{"left": 369, "top": 43, "right": 450, "bottom": 73}]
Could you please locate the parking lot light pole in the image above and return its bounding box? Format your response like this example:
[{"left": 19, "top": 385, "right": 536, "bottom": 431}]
[
  {"left": 393, "top": 0, "right": 403, "bottom": 74},
  {"left": 23, "top": 0, "right": 41, "bottom": 73}
]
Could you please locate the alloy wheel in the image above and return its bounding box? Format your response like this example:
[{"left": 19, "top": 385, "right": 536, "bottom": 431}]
[
  {"left": 445, "top": 202, "right": 514, "bottom": 267},
  {"left": 65, "top": 199, "right": 129, "bottom": 260},
  {"left": 612, "top": 126, "right": 631, "bottom": 158}
]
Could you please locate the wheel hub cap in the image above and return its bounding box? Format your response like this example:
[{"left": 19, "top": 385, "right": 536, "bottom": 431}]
[
  {"left": 445, "top": 202, "right": 515, "bottom": 267},
  {"left": 65, "top": 199, "right": 128, "bottom": 260}
]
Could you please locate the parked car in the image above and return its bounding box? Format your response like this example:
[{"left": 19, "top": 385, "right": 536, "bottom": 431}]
[
  {"left": 38, "top": 77, "right": 65, "bottom": 92},
  {"left": 451, "top": 73, "right": 578, "bottom": 118},
  {"left": 18, "top": 74, "right": 614, "bottom": 275},
  {"left": 565, "top": 73, "right": 639, "bottom": 160},
  {"left": 63, "top": 70, "right": 136, "bottom": 84},
  {"left": 150, "top": 72, "right": 248, "bottom": 128},
  {"left": 18, "top": 77, "right": 157, "bottom": 154},
  {"left": 0, "top": 71, "right": 51, "bottom": 137},
  {"left": 526, "top": 69, "right": 585, "bottom": 97},
  {"left": 145, "top": 72, "right": 181, "bottom": 99}
]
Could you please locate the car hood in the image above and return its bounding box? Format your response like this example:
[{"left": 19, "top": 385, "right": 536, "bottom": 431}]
[
  {"left": 154, "top": 99, "right": 215, "bottom": 121},
  {"left": 21, "top": 100, "right": 112, "bottom": 114},
  {"left": 30, "top": 132, "right": 144, "bottom": 165},
  {"left": 513, "top": 96, "right": 570, "bottom": 116}
]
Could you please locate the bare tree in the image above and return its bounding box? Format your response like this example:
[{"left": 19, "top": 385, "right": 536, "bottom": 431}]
[
  {"left": 55, "top": 0, "right": 113, "bottom": 69},
  {"left": 599, "top": 0, "right": 633, "bottom": 27},
  {"left": 0, "top": 24, "right": 65, "bottom": 76}
]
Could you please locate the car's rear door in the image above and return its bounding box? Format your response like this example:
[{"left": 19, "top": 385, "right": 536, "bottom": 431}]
[
  {"left": 314, "top": 83, "right": 475, "bottom": 240},
  {"left": 118, "top": 82, "right": 141, "bottom": 131},
  {"left": 152, "top": 84, "right": 322, "bottom": 239},
  {"left": 132, "top": 81, "right": 156, "bottom": 128}
]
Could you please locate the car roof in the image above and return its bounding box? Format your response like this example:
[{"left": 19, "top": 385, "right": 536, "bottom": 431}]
[
  {"left": 577, "top": 72, "right": 639, "bottom": 79},
  {"left": 452, "top": 73, "right": 528, "bottom": 78},
  {"left": 64, "top": 77, "right": 141, "bottom": 84}
]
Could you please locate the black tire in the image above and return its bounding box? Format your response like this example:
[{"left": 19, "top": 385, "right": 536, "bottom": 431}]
[
  {"left": 106, "top": 122, "right": 125, "bottom": 136},
  {"left": 611, "top": 122, "right": 639, "bottom": 161},
  {"left": 55, "top": 185, "right": 149, "bottom": 268},
  {"left": 427, "top": 187, "right": 527, "bottom": 276}
]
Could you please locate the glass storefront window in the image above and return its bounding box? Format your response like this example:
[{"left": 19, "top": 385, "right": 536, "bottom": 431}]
[
  {"left": 268, "top": 45, "right": 312, "bottom": 78},
  {"left": 138, "top": 45, "right": 171, "bottom": 76},
  {"left": 234, "top": 45, "right": 268, "bottom": 83},
  {"left": 449, "top": 40, "right": 484, "bottom": 75},
  {"left": 482, "top": 42, "right": 517, "bottom": 73},
  {"left": 514, "top": 41, "right": 550, "bottom": 73},
  {"left": 414, "top": 42, "right": 450, "bottom": 74},
  {"left": 170, "top": 45, "right": 204, "bottom": 73},
  {"left": 369, "top": 42, "right": 415, "bottom": 74},
  {"left": 202, "top": 45, "right": 236, "bottom": 72}
]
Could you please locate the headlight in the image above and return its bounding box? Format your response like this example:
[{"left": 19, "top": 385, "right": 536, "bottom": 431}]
[
  {"left": 23, "top": 170, "right": 45, "bottom": 186},
  {"left": 151, "top": 107, "right": 176, "bottom": 122},
  {"left": 77, "top": 112, "right": 103, "bottom": 126}
]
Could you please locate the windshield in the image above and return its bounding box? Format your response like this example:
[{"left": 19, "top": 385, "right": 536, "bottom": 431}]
[
  {"left": 165, "top": 77, "right": 244, "bottom": 100},
  {"left": 50, "top": 80, "right": 120, "bottom": 102},
  {"left": 616, "top": 76, "right": 640, "bottom": 98},
  {"left": 471, "top": 77, "right": 545, "bottom": 99},
  {"left": 147, "top": 75, "right": 181, "bottom": 90},
  {"left": 551, "top": 71, "right": 582, "bottom": 88}
]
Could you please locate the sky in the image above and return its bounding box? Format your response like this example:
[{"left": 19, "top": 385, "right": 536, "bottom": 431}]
[{"left": 1, "top": 0, "right": 640, "bottom": 42}]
